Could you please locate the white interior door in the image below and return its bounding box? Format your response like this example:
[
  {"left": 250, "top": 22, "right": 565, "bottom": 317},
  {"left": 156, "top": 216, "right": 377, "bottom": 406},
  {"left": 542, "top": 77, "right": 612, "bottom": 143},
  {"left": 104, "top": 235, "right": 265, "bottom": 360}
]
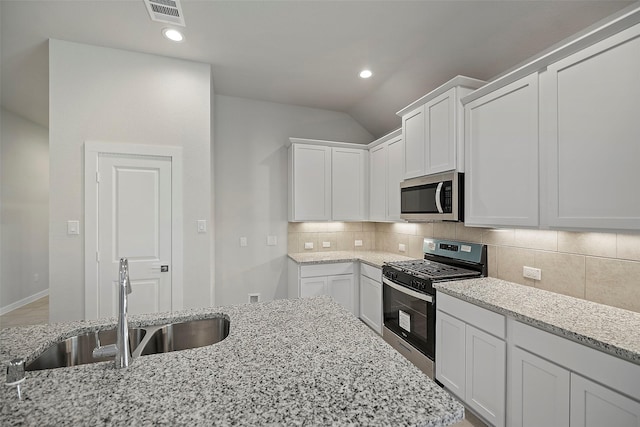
[{"left": 97, "top": 153, "right": 172, "bottom": 317}]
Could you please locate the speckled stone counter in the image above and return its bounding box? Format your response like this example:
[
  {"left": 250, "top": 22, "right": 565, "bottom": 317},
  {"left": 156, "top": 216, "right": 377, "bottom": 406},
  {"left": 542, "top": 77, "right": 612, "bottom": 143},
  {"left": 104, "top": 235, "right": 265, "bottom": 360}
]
[
  {"left": 1, "top": 297, "right": 463, "bottom": 426},
  {"left": 435, "top": 278, "right": 640, "bottom": 365},
  {"left": 288, "top": 250, "right": 416, "bottom": 268}
]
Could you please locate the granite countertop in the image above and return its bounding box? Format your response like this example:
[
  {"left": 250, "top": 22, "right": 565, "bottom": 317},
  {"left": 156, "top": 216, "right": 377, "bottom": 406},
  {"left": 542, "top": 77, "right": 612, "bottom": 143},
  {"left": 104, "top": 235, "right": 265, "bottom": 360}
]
[
  {"left": 435, "top": 278, "right": 640, "bottom": 365},
  {"left": 288, "top": 250, "right": 416, "bottom": 268},
  {"left": 0, "top": 296, "right": 463, "bottom": 426}
]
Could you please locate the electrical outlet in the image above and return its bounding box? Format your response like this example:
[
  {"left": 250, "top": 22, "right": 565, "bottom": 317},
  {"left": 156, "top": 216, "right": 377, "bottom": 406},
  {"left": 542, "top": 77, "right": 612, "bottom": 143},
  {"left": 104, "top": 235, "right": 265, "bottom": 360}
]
[
  {"left": 304, "top": 242, "right": 314, "bottom": 250},
  {"left": 354, "top": 240, "right": 363, "bottom": 247},
  {"left": 248, "top": 293, "right": 260, "bottom": 303},
  {"left": 322, "top": 241, "right": 331, "bottom": 248},
  {"left": 399, "top": 243, "right": 406, "bottom": 252},
  {"left": 267, "top": 235, "right": 277, "bottom": 246},
  {"left": 523, "top": 266, "right": 542, "bottom": 281}
]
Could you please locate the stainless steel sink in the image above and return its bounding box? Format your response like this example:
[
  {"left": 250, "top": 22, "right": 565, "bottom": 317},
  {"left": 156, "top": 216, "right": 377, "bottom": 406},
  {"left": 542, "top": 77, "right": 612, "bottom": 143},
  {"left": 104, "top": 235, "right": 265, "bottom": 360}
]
[
  {"left": 24, "top": 317, "right": 229, "bottom": 371},
  {"left": 25, "top": 328, "right": 147, "bottom": 371},
  {"left": 137, "top": 318, "right": 230, "bottom": 356}
]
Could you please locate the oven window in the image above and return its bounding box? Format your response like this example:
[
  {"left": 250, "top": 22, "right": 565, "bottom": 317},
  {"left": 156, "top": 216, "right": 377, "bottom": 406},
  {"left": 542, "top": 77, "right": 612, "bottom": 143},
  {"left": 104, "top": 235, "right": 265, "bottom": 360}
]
[{"left": 383, "top": 283, "right": 435, "bottom": 359}]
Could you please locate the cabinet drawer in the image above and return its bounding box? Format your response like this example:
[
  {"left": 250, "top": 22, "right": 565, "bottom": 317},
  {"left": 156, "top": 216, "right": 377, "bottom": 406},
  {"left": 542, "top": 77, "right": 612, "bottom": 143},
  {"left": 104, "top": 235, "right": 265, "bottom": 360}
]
[
  {"left": 300, "top": 262, "right": 354, "bottom": 278},
  {"left": 437, "top": 292, "right": 505, "bottom": 339},
  {"left": 360, "top": 263, "right": 381, "bottom": 281}
]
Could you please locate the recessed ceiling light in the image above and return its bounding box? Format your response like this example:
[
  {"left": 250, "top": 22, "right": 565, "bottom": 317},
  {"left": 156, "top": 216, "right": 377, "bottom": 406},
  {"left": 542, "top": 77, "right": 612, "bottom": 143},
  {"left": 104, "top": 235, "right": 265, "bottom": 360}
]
[
  {"left": 359, "top": 69, "right": 373, "bottom": 79},
  {"left": 162, "top": 28, "right": 184, "bottom": 42}
]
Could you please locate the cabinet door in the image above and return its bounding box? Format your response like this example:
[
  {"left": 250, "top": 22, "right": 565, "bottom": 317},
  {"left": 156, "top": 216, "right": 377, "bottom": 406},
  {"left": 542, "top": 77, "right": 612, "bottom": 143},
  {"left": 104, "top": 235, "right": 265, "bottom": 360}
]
[
  {"left": 510, "top": 346, "right": 570, "bottom": 427},
  {"left": 543, "top": 24, "right": 640, "bottom": 231},
  {"left": 466, "top": 324, "right": 506, "bottom": 427},
  {"left": 300, "top": 277, "right": 327, "bottom": 298},
  {"left": 359, "top": 275, "right": 382, "bottom": 335},
  {"left": 386, "top": 136, "right": 404, "bottom": 221},
  {"left": 435, "top": 310, "right": 466, "bottom": 399},
  {"left": 291, "top": 144, "right": 331, "bottom": 221},
  {"left": 369, "top": 144, "right": 387, "bottom": 221},
  {"left": 327, "top": 274, "right": 355, "bottom": 314},
  {"left": 465, "top": 73, "right": 539, "bottom": 228},
  {"left": 425, "top": 87, "right": 456, "bottom": 175},
  {"left": 570, "top": 373, "right": 640, "bottom": 427},
  {"left": 332, "top": 148, "right": 366, "bottom": 221},
  {"left": 403, "top": 105, "right": 425, "bottom": 179}
]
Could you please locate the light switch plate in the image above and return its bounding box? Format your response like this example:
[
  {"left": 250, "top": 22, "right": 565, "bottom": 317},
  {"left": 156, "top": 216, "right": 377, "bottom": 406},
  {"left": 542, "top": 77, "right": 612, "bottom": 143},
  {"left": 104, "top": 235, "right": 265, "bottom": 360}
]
[
  {"left": 322, "top": 241, "right": 331, "bottom": 248},
  {"left": 267, "top": 235, "right": 277, "bottom": 246},
  {"left": 197, "top": 220, "right": 207, "bottom": 233},
  {"left": 354, "top": 240, "right": 363, "bottom": 247},
  {"left": 398, "top": 243, "right": 406, "bottom": 252},
  {"left": 304, "top": 242, "right": 313, "bottom": 250},
  {"left": 240, "top": 237, "right": 248, "bottom": 247},
  {"left": 67, "top": 220, "right": 80, "bottom": 235}
]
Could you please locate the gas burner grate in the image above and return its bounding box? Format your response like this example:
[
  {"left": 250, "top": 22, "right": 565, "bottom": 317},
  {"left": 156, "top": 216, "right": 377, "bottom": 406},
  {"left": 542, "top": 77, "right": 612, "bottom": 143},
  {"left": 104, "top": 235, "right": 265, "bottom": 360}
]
[{"left": 386, "top": 259, "right": 480, "bottom": 280}]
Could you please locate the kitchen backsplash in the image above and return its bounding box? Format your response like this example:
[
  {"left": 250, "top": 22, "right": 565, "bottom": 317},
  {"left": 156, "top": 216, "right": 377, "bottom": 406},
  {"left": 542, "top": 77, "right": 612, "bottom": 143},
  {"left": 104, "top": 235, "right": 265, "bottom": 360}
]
[{"left": 288, "top": 222, "right": 640, "bottom": 313}]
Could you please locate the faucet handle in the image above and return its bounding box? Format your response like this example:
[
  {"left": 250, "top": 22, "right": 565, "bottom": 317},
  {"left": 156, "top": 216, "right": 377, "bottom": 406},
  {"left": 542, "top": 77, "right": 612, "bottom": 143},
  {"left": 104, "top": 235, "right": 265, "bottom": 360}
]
[{"left": 6, "top": 358, "right": 25, "bottom": 400}]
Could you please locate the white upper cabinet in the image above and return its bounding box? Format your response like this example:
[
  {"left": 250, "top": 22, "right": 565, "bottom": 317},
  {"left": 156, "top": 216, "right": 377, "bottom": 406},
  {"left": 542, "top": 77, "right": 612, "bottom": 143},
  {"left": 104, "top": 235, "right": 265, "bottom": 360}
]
[
  {"left": 398, "top": 76, "right": 485, "bottom": 180},
  {"left": 332, "top": 147, "right": 367, "bottom": 221},
  {"left": 541, "top": 23, "right": 640, "bottom": 231},
  {"left": 288, "top": 143, "right": 332, "bottom": 221},
  {"left": 464, "top": 73, "right": 540, "bottom": 228},
  {"left": 368, "top": 130, "right": 404, "bottom": 222},
  {"left": 288, "top": 139, "right": 368, "bottom": 222}
]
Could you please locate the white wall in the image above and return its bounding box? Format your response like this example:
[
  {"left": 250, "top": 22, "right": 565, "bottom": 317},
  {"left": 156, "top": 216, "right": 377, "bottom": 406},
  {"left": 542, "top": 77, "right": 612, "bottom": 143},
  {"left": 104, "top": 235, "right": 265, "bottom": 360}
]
[
  {"left": 214, "top": 94, "right": 372, "bottom": 305},
  {"left": 49, "top": 40, "right": 212, "bottom": 322},
  {"left": 0, "top": 108, "right": 49, "bottom": 312}
]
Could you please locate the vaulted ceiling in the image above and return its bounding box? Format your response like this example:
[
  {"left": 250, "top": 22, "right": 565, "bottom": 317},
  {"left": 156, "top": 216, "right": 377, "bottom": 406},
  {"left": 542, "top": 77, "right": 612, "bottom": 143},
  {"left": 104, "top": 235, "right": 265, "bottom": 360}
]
[{"left": 1, "top": 0, "right": 634, "bottom": 139}]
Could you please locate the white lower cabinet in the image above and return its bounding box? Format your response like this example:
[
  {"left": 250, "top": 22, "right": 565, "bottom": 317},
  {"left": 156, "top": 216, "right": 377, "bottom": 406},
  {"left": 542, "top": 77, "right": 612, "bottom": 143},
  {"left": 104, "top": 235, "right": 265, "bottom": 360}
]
[
  {"left": 510, "top": 346, "right": 570, "bottom": 427},
  {"left": 359, "top": 264, "right": 382, "bottom": 335},
  {"left": 570, "top": 373, "right": 640, "bottom": 427},
  {"left": 290, "top": 261, "right": 357, "bottom": 315},
  {"left": 509, "top": 319, "right": 640, "bottom": 427},
  {"left": 436, "top": 292, "right": 506, "bottom": 427}
]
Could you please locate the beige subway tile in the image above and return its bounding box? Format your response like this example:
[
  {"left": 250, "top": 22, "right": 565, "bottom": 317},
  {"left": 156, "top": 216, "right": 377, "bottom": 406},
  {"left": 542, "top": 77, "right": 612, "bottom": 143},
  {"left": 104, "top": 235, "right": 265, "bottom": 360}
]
[
  {"left": 375, "top": 222, "right": 394, "bottom": 233},
  {"left": 355, "top": 231, "right": 374, "bottom": 251},
  {"left": 586, "top": 257, "right": 640, "bottom": 313},
  {"left": 456, "top": 224, "right": 484, "bottom": 244},
  {"left": 558, "top": 231, "right": 616, "bottom": 258},
  {"left": 433, "top": 222, "right": 456, "bottom": 239},
  {"left": 496, "top": 246, "right": 535, "bottom": 287},
  {"left": 482, "top": 229, "right": 515, "bottom": 246},
  {"left": 362, "top": 222, "right": 376, "bottom": 232},
  {"left": 409, "top": 235, "right": 426, "bottom": 258},
  {"left": 534, "top": 251, "right": 585, "bottom": 299},
  {"left": 287, "top": 233, "right": 299, "bottom": 253},
  {"left": 617, "top": 233, "right": 640, "bottom": 262},
  {"left": 298, "top": 232, "right": 319, "bottom": 252},
  {"left": 487, "top": 245, "right": 498, "bottom": 278},
  {"left": 514, "top": 229, "right": 558, "bottom": 251},
  {"left": 391, "top": 222, "right": 417, "bottom": 235},
  {"left": 336, "top": 231, "right": 355, "bottom": 251},
  {"left": 415, "top": 223, "right": 434, "bottom": 238},
  {"left": 318, "top": 232, "right": 338, "bottom": 251},
  {"left": 288, "top": 222, "right": 304, "bottom": 232},
  {"left": 342, "top": 222, "right": 363, "bottom": 232}
]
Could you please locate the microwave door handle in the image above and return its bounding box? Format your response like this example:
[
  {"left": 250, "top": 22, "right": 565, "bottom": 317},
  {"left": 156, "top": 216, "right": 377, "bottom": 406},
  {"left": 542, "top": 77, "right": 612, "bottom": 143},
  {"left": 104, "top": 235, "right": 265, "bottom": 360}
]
[{"left": 435, "top": 182, "right": 444, "bottom": 213}]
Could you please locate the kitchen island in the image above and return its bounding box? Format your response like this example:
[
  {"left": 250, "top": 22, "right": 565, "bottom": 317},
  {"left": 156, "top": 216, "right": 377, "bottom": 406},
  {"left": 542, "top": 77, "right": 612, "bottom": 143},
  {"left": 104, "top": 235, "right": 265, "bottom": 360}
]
[{"left": 1, "top": 296, "right": 463, "bottom": 426}]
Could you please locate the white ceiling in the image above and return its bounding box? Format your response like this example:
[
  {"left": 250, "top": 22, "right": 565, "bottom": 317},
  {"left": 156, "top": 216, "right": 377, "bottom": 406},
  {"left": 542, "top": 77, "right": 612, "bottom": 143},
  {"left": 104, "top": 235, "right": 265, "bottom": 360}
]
[{"left": 0, "top": 0, "right": 634, "bottom": 139}]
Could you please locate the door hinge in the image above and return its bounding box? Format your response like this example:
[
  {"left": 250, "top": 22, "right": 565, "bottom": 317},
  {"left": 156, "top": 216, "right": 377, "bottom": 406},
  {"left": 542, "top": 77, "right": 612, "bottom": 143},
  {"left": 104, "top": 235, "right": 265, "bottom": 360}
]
[{"left": 96, "top": 172, "right": 101, "bottom": 183}]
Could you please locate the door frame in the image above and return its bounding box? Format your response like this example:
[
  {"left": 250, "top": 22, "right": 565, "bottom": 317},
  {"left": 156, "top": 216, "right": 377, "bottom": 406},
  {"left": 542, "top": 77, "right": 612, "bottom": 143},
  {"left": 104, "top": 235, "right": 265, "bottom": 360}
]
[{"left": 84, "top": 141, "right": 184, "bottom": 320}]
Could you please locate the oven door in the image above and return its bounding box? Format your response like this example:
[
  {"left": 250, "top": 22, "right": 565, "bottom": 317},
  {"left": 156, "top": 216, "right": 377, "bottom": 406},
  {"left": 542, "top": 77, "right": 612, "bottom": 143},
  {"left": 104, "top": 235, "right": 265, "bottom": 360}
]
[{"left": 382, "top": 277, "right": 435, "bottom": 360}]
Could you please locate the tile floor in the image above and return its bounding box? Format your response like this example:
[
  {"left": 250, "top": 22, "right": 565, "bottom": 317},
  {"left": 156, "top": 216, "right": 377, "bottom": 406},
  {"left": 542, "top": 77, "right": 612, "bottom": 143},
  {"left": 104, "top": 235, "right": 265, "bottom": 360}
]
[{"left": 0, "top": 296, "right": 49, "bottom": 329}]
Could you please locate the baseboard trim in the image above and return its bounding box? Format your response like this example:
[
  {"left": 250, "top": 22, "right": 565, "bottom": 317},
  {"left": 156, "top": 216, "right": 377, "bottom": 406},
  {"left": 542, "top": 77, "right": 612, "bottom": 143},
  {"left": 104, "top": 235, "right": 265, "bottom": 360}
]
[{"left": 0, "top": 289, "right": 49, "bottom": 316}]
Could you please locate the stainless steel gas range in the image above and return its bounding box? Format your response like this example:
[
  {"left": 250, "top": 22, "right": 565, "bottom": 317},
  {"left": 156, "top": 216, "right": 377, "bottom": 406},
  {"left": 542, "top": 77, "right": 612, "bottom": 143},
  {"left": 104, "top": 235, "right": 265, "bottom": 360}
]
[{"left": 381, "top": 239, "right": 487, "bottom": 378}]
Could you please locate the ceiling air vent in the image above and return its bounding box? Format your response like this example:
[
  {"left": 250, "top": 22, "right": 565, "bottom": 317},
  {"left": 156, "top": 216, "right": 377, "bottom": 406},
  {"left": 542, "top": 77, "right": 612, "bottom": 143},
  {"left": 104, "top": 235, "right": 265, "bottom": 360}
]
[{"left": 144, "top": 0, "right": 185, "bottom": 26}]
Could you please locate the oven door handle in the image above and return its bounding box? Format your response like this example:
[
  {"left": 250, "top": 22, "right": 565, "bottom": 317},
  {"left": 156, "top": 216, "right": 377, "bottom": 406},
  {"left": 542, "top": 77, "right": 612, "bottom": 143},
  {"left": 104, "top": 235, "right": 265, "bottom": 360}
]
[
  {"left": 383, "top": 277, "right": 434, "bottom": 304},
  {"left": 435, "top": 182, "right": 444, "bottom": 214}
]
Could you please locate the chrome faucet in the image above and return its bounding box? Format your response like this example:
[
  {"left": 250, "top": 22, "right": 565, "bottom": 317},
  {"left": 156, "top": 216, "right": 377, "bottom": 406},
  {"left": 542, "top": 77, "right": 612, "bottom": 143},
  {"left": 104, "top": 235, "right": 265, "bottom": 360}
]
[{"left": 93, "top": 258, "right": 133, "bottom": 368}]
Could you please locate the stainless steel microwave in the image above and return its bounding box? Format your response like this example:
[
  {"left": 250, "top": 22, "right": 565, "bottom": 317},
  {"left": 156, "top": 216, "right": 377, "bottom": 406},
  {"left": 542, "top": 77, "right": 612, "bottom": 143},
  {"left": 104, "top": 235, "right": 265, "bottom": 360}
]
[{"left": 400, "top": 171, "right": 463, "bottom": 221}]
